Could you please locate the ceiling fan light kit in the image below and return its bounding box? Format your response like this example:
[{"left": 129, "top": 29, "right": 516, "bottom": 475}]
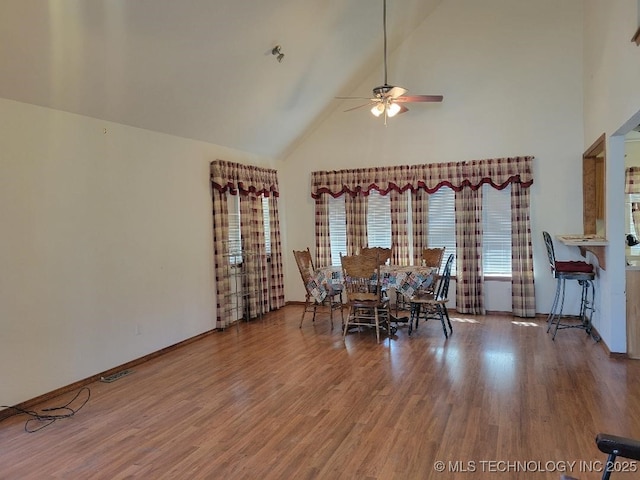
[
  {"left": 338, "top": 0, "right": 443, "bottom": 124},
  {"left": 371, "top": 101, "right": 401, "bottom": 118},
  {"left": 371, "top": 103, "right": 385, "bottom": 117}
]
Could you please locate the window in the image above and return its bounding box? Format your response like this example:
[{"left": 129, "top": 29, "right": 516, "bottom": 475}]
[
  {"left": 328, "top": 196, "right": 347, "bottom": 266},
  {"left": 227, "top": 194, "right": 271, "bottom": 263},
  {"left": 328, "top": 193, "right": 392, "bottom": 266},
  {"left": 366, "top": 191, "right": 391, "bottom": 248},
  {"left": 482, "top": 184, "right": 512, "bottom": 276},
  {"left": 326, "top": 186, "right": 513, "bottom": 276},
  {"left": 227, "top": 195, "right": 242, "bottom": 263},
  {"left": 262, "top": 196, "right": 271, "bottom": 255},
  {"left": 427, "top": 188, "right": 457, "bottom": 273}
]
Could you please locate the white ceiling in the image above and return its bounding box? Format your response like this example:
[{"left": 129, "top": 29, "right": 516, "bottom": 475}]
[{"left": 0, "top": 0, "right": 443, "bottom": 159}]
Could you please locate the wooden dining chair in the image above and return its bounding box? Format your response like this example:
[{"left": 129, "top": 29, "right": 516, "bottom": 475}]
[
  {"left": 293, "top": 248, "right": 343, "bottom": 329},
  {"left": 361, "top": 246, "right": 393, "bottom": 300},
  {"left": 396, "top": 246, "right": 446, "bottom": 313},
  {"left": 360, "top": 246, "right": 392, "bottom": 265},
  {"left": 340, "top": 250, "right": 391, "bottom": 343},
  {"left": 408, "top": 253, "right": 454, "bottom": 338},
  {"left": 421, "top": 247, "right": 446, "bottom": 271},
  {"left": 418, "top": 246, "right": 446, "bottom": 295}
]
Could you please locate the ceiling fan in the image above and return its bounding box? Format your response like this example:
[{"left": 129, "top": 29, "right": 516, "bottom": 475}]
[{"left": 338, "top": 0, "right": 443, "bottom": 123}]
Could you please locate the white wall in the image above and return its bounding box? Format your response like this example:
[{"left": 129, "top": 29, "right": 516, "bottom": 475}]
[
  {"left": 0, "top": 98, "right": 274, "bottom": 407},
  {"left": 279, "top": 0, "right": 586, "bottom": 317},
  {"left": 583, "top": 0, "right": 640, "bottom": 352},
  {"left": 627, "top": 141, "right": 640, "bottom": 167}
]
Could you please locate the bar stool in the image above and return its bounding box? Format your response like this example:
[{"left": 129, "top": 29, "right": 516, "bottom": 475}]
[{"left": 542, "top": 231, "right": 596, "bottom": 340}]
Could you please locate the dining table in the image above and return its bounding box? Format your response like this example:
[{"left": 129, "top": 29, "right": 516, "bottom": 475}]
[
  {"left": 307, "top": 264, "right": 438, "bottom": 328},
  {"left": 307, "top": 264, "right": 438, "bottom": 306}
]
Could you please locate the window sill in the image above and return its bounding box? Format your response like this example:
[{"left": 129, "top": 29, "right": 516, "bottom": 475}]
[
  {"left": 484, "top": 275, "right": 512, "bottom": 282},
  {"left": 450, "top": 275, "right": 511, "bottom": 282}
]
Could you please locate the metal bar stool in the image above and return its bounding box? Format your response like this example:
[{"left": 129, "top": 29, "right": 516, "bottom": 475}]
[{"left": 542, "top": 231, "right": 596, "bottom": 340}]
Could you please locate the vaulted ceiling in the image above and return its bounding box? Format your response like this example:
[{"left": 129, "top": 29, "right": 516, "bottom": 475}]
[{"left": 0, "top": 0, "right": 443, "bottom": 159}]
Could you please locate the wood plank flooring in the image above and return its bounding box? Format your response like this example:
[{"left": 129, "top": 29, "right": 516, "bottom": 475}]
[{"left": 2, "top": 306, "right": 640, "bottom": 479}]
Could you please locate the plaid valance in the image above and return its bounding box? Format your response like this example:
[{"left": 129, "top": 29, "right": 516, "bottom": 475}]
[
  {"left": 310, "top": 156, "right": 533, "bottom": 198},
  {"left": 210, "top": 159, "right": 279, "bottom": 197}
]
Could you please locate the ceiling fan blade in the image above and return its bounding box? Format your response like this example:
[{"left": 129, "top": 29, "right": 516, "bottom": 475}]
[
  {"left": 397, "top": 104, "right": 409, "bottom": 114},
  {"left": 335, "top": 96, "right": 374, "bottom": 100},
  {"left": 387, "top": 86, "right": 407, "bottom": 98},
  {"left": 395, "top": 95, "right": 443, "bottom": 103},
  {"left": 344, "top": 101, "right": 377, "bottom": 112}
]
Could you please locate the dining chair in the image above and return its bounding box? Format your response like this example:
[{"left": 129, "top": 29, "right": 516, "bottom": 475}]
[
  {"left": 293, "top": 248, "right": 343, "bottom": 329},
  {"left": 408, "top": 253, "right": 454, "bottom": 338},
  {"left": 360, "top": 246, "right": 392, "bottom": 265},
  {"left": 542, "top": 231, "right": 595, "bottom": 340},
  {"left": 362, "top": 246, "right": 393, "bottom": 298},
  {"left": 396, "top": 246, "right": 446, "bottom": 314},
  {"left": 421, "top": 247, "right": 446, "bottom": 272},
  {"left": 340, "top": 250, "right": 391, "bottom": 343}
]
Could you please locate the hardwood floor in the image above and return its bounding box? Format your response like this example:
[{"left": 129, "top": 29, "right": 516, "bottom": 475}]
[{"left": 2, "top": 306, "right": 640, "bottom": 479}]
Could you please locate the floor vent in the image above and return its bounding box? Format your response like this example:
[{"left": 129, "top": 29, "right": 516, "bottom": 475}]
[{"left": 100, "top": 370, "right": 134, "bottom": 383}]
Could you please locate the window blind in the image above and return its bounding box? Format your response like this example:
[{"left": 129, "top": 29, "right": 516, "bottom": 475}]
[
  {"left": 366, "top": 191, "right": 392, "bottom": 249},
  {"left": 262, "top": 196, "right": 271, "bottom": 255},
  {"left": 427, "top": 188, "right": 457, "bottom": 273},
  {"left": 227, "top": 194, "right": 271, "bottom": 262},
  {"left": 227, "top": 194, "right": 242, "bottom": 263},
  {"left": 328, "top": 196, "right": 347, "bottom": 266},
  {"left": 482, "top": 184, "right": 512, "bottom": 276}
]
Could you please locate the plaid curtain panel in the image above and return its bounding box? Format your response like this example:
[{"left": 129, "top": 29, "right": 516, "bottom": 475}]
[
  {"left": 455, "top": 188, "right": 485, "bottom": 315},
  {"left": 625, "top": 167, "right": 640, "bottom": 194},
  {"left": 314, "top": 195, "right": 332, "bottom": 268},
  {"left": 411, "top": 189, "right": 428, "bottom": 266},
  {"left": 390, "top": 189, "right": 410, "bottom": 265},
  {"left": 511, "top": 182, "right": 535, "bottom": 317},
  {"left": 345, "top": 193, "right": 367, "bottom": 255},
  {"left": 239, "top": 192, "right": 267, "bottom": 319},
  {"left": 267, "top": 195, "right": 286, "bottom": 311},
  {"left": 211, "top": 189, "right": 232, "bottom": 329},
  {"left": 210, "top": 160, "right": 284, "bottom": 326}
]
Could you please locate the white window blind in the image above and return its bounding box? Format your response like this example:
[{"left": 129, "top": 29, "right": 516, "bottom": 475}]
[
  {"left": 227, "top": 194, "right": 271, "bottom": 262},
  {"left": 482, "top": 184, "right": 512, "bottom": 276},
  {"left": 227, "top": 194, "right": 242, "bottom": 263},
  {"left": 427, "top": 188, "right": 457, "bottom": 273},
  {"left": 366, "top": 191, "right": 392, "bottom": 248},
  {"left": 262, "top": 196, "right": 271, "bottom": 255},
  {"left": 328, "top": 196, "right": 347, "bottom": 266}
]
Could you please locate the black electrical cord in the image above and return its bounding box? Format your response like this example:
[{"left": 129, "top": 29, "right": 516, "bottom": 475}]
[{"left": 1, "top": 387, "right": 91, "bottom": 433}]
